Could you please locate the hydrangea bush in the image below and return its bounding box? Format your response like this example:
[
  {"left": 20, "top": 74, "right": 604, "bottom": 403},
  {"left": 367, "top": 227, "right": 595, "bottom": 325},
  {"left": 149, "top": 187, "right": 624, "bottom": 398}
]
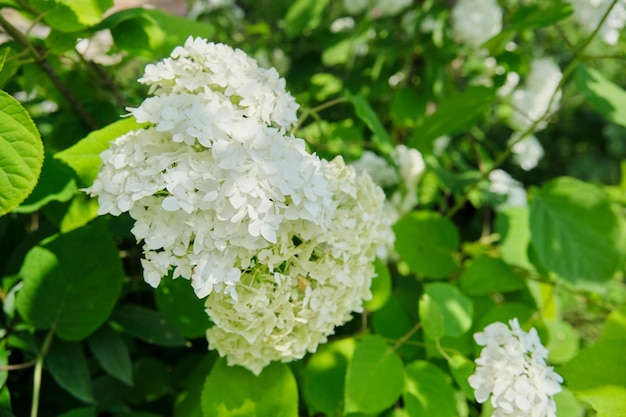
[{"left": 1, "top": 1, "right": 625, "bottom": 417}]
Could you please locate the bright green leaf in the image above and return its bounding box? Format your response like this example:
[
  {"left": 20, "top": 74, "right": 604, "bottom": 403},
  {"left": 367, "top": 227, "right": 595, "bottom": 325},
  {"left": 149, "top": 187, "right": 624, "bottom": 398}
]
[
  {"left": 447, "top": 354, "right": 475, "bottom": 400},
  {"left": 155, "top": 278, "right": 209, "bottom": 339},
  {"left": 364, "top": 259, "right": 392, "bottom": 312},
  {"left": 371, "top": 295, "right": 421, "bottom": 359},
  {"left": 0, "top": 90, "right": 43, "bottom": 216},
  {"left": 87, "top": 325, "right": 133, "bottom": 386},
  {"left": 420, "top": 283, "right": 473, "bottom": 339},
  {"left": 459, "top": 255, "right": 525, "bottom": 296},
  {"left": 14, "top": 152, "right": 77, "bottom": 213},
  {"left": 16, "top": 222, "right": 123, "bottom": 340},
  {"left": 202, "top": 359, "right": 298, "bottom": 417},
  {"left": 575, "top": 65, "right": 626, "bottom": 128},
  {"left": 282, "top": 0, "right": 330, "bottom": 39},
  {"left": 530, "top": 177, "right": 622, "bottom": 288},
  {"left": 111, "top": 304, "right": 187, "bottom": 347},
  {"left": 546, "top": 320, "right": 579, "bottom": 365},
  {"left": 55, "top": 117, "right": 142, "bottom": 186},
  {"left": 554, "top": 388, "right": 585, "bottom": 417},
  {"left": 403, "top": 361, "right": 457, "bottom": 417},
  {"left": 344, "top": 334, "right": 404, "bottom": 415},
  {"left": 301, "top": 338, "right": 356, "bottom": 416},
  {"left": 394, "top": 211, "right": 460, "bottom": 279},
  {"left": 495, "top": 207, "right": 532, "bottom": 270},
  {"left": 47, "top": 340, "right": 94, "bottom": 403},
  {"left": 29, "top": 0, "right": 112, "bottom": 32}
]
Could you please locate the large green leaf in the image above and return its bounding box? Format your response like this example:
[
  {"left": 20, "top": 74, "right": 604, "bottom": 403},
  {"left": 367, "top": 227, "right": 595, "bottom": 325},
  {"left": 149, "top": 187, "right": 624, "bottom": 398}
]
[
  {"left": 47, "top": 340, "right": 94, "bottom": 403},
  {"left": 16, "top": 222, "right": 123, "bottom": 340},
  {"left": 155, "top": 278, "right": 209, "bottom": 339},
  {"left": 495, "top": 207, "right": 532, "bottom": 270},
  {"left": 87, "top": 325, "right": 133, "bottom": 386},
  {"left": 363, "top": 259, "right": 392, "bottom": 312},
  {"left": 110, "top": 304, "right": 187, "bottom": 347},
  {"left": 459, "top": 255, "right": 525, "bottom": 295},
  {"left": 344, "top": 334, "right": 404, "bottom": 415},
  {"left": 530, "top": 177, "right": 622, "bottom": 288},
  {"left": 408, "top": 87, "right": 494, "bottom": 151},
  {"left": 419, "top": 283, "right": 473, "bottom": 339},
  {"left": 301, "top": 338, "right": 356, "bottom": 416},
  {"left": 394, "top": 211, "right": 460, "bottom": 279},
  {"left": 403, "top": 361, "right": 457, "bottom": 417},
  {"left": 55, "top": 117, "right": 142, "bottom": 186},
  {"left": 29, "top": 0, "right": 113, "bottom": 32},
  {"left": 201, "top": 359, "right": 298, "bottom": 417},
  {"left": 0, "top": 90, "right": 44, "bottom": 216},
  {"left": 575, "top": 65, "right": 626, "bottom": 128}
]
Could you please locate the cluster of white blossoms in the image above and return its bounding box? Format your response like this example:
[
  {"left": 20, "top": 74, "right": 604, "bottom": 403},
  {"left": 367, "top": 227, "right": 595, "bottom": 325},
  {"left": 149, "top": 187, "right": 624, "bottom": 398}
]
[
  {"left": 568, "top": 0, "right": 626, "bottom": 45},
  {"left": 505, "top": 57, "right": 562, "bottom": 171},
  {"left": 488, "top": 169, "right": 527, "bottom": 210},
  {"left": 88, "top": 37, "right": 391, "bottom": 374},
  {"left": 469, "top": 319, "right": 563, "bottom": 417},
  {"left": 451, "top": 0, "right": 503, "bottom": 48},
  {"left": 350, "top": 145, "right": 424, "bottom": 259}
]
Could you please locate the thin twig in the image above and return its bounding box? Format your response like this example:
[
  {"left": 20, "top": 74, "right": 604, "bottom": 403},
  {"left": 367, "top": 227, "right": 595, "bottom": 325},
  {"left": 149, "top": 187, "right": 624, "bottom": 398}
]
[
  {"left": 30, "top": 328, "right": 55, "bottom": 417},
  {"left": 392, "top": 321, "right": 421, "bottom": 351},
  {"left": 0, "top": 13, "right": 99, "bottom": 130}
]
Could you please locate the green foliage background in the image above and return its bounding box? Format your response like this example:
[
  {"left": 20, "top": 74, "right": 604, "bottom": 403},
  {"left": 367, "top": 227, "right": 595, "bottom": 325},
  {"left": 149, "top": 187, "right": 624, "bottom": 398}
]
[{"left": 1, "top": 0, "right": 626, "bottom": 416}]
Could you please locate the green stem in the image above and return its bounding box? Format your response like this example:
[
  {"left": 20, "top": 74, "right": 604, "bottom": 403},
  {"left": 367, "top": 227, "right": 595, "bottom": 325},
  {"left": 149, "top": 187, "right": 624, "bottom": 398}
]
[
  {"left": 445, "top": 0, "right": 620, "bottom": 219},
  {"left": 30, "top": 328, "right": 55, "bottom": 417},
  {"left": 392, "top": 321, "right": 421, "bottom": 351},
  {"left": 291, "top": 96, "right": 348, "bottom": 135}
]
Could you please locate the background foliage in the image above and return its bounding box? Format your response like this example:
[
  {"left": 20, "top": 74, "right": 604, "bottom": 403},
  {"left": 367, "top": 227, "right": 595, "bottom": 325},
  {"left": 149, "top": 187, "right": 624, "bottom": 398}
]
[{"left": 1, "top": 0, "right": 626, "bottom": 416}]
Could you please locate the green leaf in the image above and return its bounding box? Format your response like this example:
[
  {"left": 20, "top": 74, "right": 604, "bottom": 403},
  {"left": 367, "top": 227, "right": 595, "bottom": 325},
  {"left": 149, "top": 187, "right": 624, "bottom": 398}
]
[
  {"left": 408, "top": 87, "right": 494, "bottom": 151},
  {"left": 391, "top": 88, "right": 426, "bottom": 128},
  {"left": 364, "top": 259, "right": 392, "bottom": 312},
  {"left": 459, "top": 255, "right": 525, "bottom": 296},
  {"left": 344, "top": 334, "right": 404, "bottom": 415},
  {"left": 14, "top": 152, "right": 77, "bottom": 213},
  {"left": 530, "top": 177, "right": 622, "bottom": 288},
  {"left": 111, "top": 304, "right": 187, "bottom": 347},
  {"left": 495, "top": 207, "right": 532, "bottom": 270},
  {"left": 47, "top": 340, "right": 94, "bottom": 403},
  {"left": 403, "top": 361, "right": 457, "bottom": 417},
  {"left": 394, "top": 211, "right": 460, "bottom": 279},
  {"left": 155, "top": 278, "right": 209, "bottom": 339},
  {"left": 447, "top": 354, "right": 475, "bottom": 400},
  {"left": 57, "top": 407, "right": 97, "bottom": 417},
  {"left": 371, "top": 295, "right": 421, "bottom": 359},
  {"left": 87, "top": 325, "right": 133, "bottom": 386},
  {"left": 29, "top": 0, "right": 113, "bottom": 32},
  {"left": 545, "top": 320, "right": 579, "bottom": 365},
  {"left": 0, "top": 90, "right": 44, "bottom": 216},
  {"left": 124, "top": 357, "right": 169, "bottom": 405},
  {"left": 201, "top": 359, "right": 298, "bottom": 417},
  {"left": 575, "top": 65, "right": 626, "bottom": 128},
  {"left": 347, "top": 92, "right": 394, "bottom": 157},
  {"left": 282, "top": 0, "right": 330, "bottom": 39},
  {"left": 301, "top": 338, "right": 356, "bottom": 416},
  {"left": 174, "top": 354, "right": 216, "bottom": 417},
  {"left": 0, "top": 342, "right": 7, "bottom": 388},
  {"left": 419, "top": 283, "right": 473, "bottom": 339},
  {"left": 16, "top": 222, "right": 123, "bottom": 340},
  {"left": 55, "top": 117, "right": 142, "bottom": 186},
  {"left": 559, "top": 341, "right": 626, "bottom": 417}
]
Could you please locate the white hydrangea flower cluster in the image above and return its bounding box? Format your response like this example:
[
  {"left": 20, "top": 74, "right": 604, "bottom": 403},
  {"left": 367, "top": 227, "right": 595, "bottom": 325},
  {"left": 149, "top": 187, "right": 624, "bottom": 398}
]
[
  {"left": 350, "top": 145, "right": 424, "bottom": 260},
  {"left": 488, "top": 169, "right": 527, "bottom": 209},
  {"left": 88, "top": 37, "right": 391, "bottom": 374},
  {"left": 206, "top": 157, "right": 389, "bottom": 374},
  {"left": 469, "top": 319, "right": 563, "bottom": 417},
  {"left": 451, "top": 0, "right": 503, "bottom": 48},
  {"left": 568, "top": 0, "right": 626, "bottom": 45},
  {"left": 506, "top": 57, "right": 562, "bottom": 170}
]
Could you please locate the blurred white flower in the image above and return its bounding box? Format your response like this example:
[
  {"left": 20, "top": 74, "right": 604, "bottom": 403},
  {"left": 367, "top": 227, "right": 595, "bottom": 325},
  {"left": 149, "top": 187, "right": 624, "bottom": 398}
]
[
  {"left": 568, "top": 0, "right": 626, "bottom": 45},
  {"left": 510, "top": 134, "right": 545, "bottom": 171},
  {"left": 469, "top": 318, "right": 563, "bottom": 417},
  {"left": 508, "top": 58, "right": 562, "bottom": 132},
  {"left": 75, "top": 29, "right": 123, "bottom": 66},
  {"left": 451, "top": 0, "right": 503, "bottom": 48},
  {"left": 351, "top": 145, "right": 424, "bottom": 260},
  {"left": 330, "top": 16, "right": 356, "bottom": 33},
  {"left": 488, "top": 169, "right": 527, "bottom": 209}
]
